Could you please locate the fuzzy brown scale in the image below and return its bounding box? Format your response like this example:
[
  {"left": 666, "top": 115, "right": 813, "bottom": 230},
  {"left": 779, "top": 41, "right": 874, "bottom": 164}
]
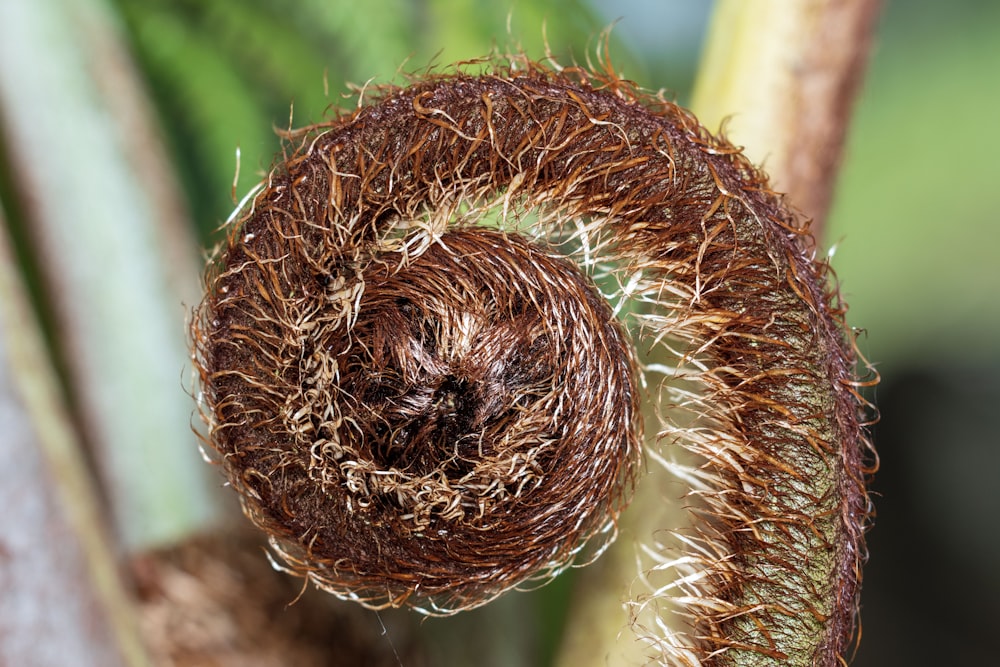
[{"left": 191, "top": 62, "right": 873, "bottom": 664}]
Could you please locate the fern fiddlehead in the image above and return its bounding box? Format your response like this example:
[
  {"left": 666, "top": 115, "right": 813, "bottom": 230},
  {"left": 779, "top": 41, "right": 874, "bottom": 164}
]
[{"left": 192, "top": 59, "right": 873, "bottom": 666}]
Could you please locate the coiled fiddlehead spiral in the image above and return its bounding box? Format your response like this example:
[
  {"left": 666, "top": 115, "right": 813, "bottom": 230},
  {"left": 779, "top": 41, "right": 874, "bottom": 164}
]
[{"left": 191, "top": 58, "right": 873, "bottom": 665}]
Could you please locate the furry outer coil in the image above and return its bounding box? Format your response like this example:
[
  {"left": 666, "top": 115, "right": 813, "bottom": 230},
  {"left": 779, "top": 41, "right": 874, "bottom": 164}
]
[{"left": 191, "top": 59, "right": 874, "bottom": 666}]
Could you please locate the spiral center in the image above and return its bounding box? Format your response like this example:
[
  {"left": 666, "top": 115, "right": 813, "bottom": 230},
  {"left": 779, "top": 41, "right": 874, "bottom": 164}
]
[
  {"left": 340, "top": 232, "right": 565, "bottom": 480},
  {"left": 297, "top": 228, "right": 636, "bottom": 529}
]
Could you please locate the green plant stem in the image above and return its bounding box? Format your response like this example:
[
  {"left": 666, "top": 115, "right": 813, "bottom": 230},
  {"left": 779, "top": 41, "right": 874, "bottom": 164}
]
[{"left": 555, "top": 458, "right": 689, "bottom": 666}]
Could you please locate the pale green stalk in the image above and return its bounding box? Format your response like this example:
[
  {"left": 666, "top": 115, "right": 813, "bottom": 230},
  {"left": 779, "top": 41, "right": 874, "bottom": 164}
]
[{"left": 691, "top": 0, "right": 881, "bottom": 232}]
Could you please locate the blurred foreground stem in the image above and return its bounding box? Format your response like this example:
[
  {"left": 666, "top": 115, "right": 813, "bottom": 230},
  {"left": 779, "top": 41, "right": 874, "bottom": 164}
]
[
  {"left": 0, "top": 204, "right": 149, "bottom": 666},
  {"left": 0, "top": 0, "right": 221, "bottom": 551}
]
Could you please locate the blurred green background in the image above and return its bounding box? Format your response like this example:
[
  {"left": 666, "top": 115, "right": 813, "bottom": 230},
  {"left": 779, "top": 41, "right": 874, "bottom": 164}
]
[
  {"left": 823, "top": 2, "right": 1000, "bottom": 664},
  {"left": 1, "top": 0, "right": 997, "bottom": 664}
]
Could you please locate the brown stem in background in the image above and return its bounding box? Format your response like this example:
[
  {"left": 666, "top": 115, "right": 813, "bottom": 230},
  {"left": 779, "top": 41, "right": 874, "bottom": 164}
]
[
  {"left": 192, "top": 57, "right": 875, "bottom": 665},
  {"left": 132, "top": 530, "right": 420, "bottom": 667}
]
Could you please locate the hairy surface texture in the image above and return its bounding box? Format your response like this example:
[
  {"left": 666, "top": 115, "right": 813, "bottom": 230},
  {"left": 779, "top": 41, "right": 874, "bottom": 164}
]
[{"left": 191, "top": 59, "right": 873, "bottom": 665}]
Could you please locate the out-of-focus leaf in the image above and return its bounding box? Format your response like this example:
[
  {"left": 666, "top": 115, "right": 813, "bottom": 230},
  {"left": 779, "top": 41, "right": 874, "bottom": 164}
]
[
  {"left": 419, "top": 0, "right": 606, "bottom": 65},
  {"left": 271, "top": 0, "right": 414, "bottom": 80},
  {"left": 0, "top": 0, "right": 220, "bottom": 550},
  {"left": 117, "top": 0, "right": 278, "bottom": 233}
]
